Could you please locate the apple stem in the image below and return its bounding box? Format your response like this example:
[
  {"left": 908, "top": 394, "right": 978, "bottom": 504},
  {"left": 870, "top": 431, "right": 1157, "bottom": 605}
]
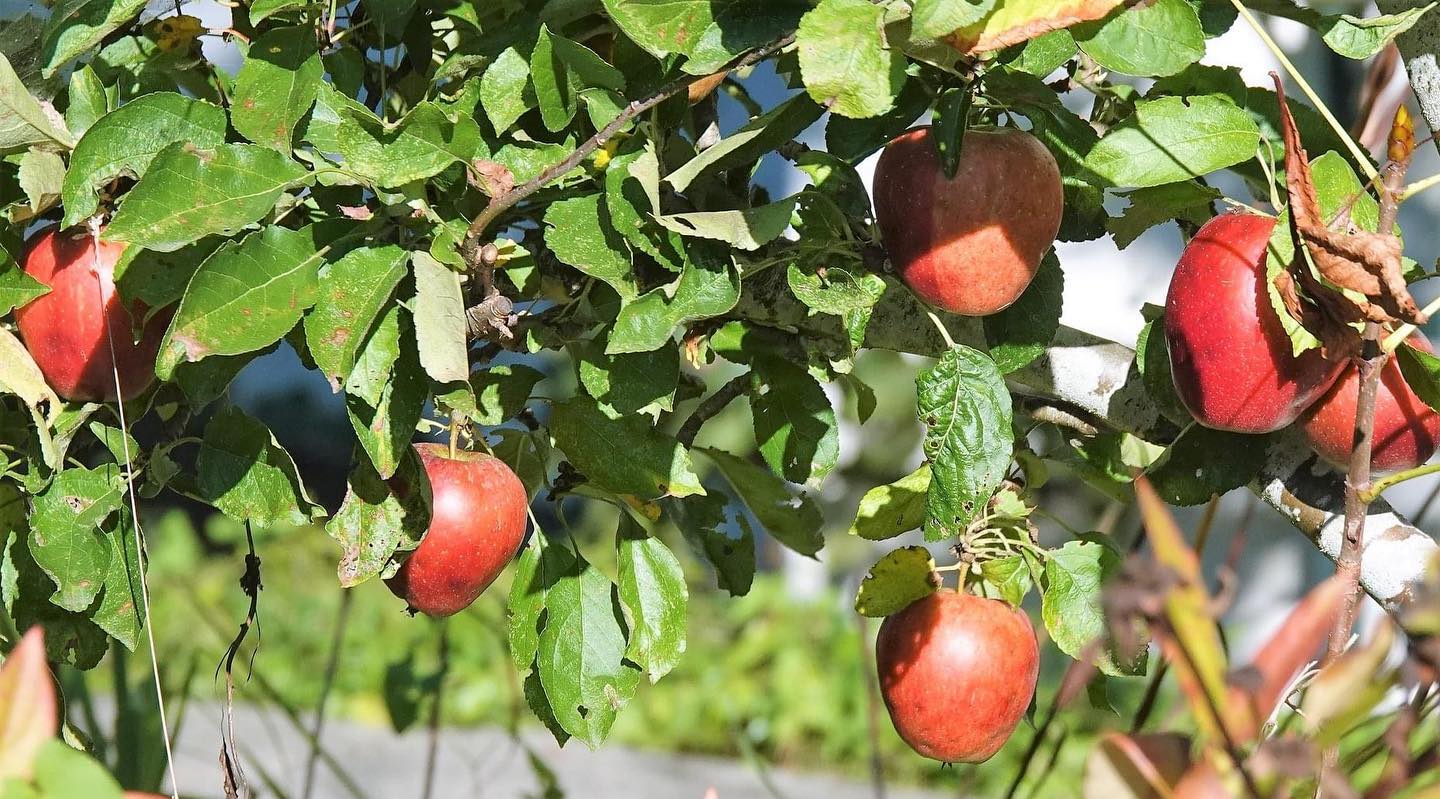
[
  {"left": 447, "top": 411, "right": 460, "bottom": 460},
  {"left": 924, "top": 309, "right": 958, "bottom": 350}
]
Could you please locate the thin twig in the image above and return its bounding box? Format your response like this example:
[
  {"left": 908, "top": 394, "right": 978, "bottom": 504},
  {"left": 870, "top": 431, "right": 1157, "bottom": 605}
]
[
  {"left": 301, "top": 589, "right": 354, "bottom": 799},
  {"left": 677, "top": 373, "right": 752, "bottom": 447},
  {"left": 459, "top": 33, "right": 796, "bottom": 268}
]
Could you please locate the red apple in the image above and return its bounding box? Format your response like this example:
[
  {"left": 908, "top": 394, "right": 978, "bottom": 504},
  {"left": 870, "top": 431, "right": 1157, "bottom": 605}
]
[
  {"left": 1300, "top": 332, "right": 1440, "bottom": 474},
  {"left": 386, "top": 443, "right": 528, "bottom": 617},
  {"left": 873, "top": 126, "right": 1062, "bottom": 316},
  {"left": 875, "top": 590, "right": 1038, "bottom": 763},
  {"left": 14, "top": 226, "right": 166, "bottom": 403},
  {"left": 1165, "top": 212, "right": 1345, "bottom": 433}
]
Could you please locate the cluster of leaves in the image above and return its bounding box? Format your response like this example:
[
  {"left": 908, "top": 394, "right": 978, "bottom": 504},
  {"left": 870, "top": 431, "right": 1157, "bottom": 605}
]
[{"left": 0, "top": 0, "right": 1436, "bottom": 758}]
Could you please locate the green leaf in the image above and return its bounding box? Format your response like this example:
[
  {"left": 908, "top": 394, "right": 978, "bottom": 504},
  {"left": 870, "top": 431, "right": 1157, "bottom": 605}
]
[
  {"left": 0, "top": 261, "right": 49, "bottom": 317},
  {"left": 849, "top": 464, "right": 931, "bottom": 541},
  {"left": 576, "top": 338, "right": 678, "bottom": 416},
  {"left": 508, "top": 539, "right": 549, "bottom": 671},
  {"left": 480, "top": 47, "right": 535, "bottom": 134},
  {"left": 701, "top": 447, "right": 825, "bottom": 557},
  {"left": 616, "top": 514, "right": 687, "bottom": 682},
  {"left": 549, "top": 396, "right": 705, "bottom": 499},
  {"left": 536, "top": 552, "right": 641, "bottom": 749},
  {"left": 196, "top": 406, "right": 320, "bottom": 527},
  {"left": 155, "top": 225, "right": 324, "bottom": 378},
  {"left": 1320, "top": 6, "right": 1434, "bottom": 59},
  {"left": 2, "top": 522, "right": 109, "bottom": 669},
  {"left": 917, "top": 346, "right": 1013, "bottom": 540},
  {"left": 40, "top": 0, "right": 147, "bottom": 77},
  {"left": 1247, "top": 0, "right": 1435, "bottom": 60},
  {"left": 1135, "top": 313, "right": 1193, "bottom": 425},
  {"left": 17, "top": 149, "right": 63, "bottom": 214},
  {"left": 544, "top": 194, "right": 638, "bottom": 300},
  {"left": 1397, "top": 342, "right": 1440, "bottom": 412},
  {"left": 31, "top": 740, "right": 123, "bottom": 799},
  {"left": 60, "top": 93, "right": 227, "bottom": 228},
  {"left": 1073, "top": 0, "right": 1205, "bottom": 77},
  {"left": 1087, "top": 95, "right": 1260, "bottom": 188},
  {"left": 348, "top": 322, "right": 426, "bottom": 480},
  {"left": 1108, "top": 181, "right": 1219, "bottom": 249},
  {"left": 337, "top": 101, "right": 484, "bottom": 188},
  {"left": 912, "top": 0, "right": 996, "bottom": 38},
  {"left": 0, "top": 328, "right": 59, "bottom": 423},
  {"left": 249, "top": 0, "right": 312, "bottom": 24},
  {"left": 666, "top": 493, "right": 755, "bottom": 596},
  {"left": 531, "top": 26, "right": 626, "bottom": 132},
  {"left": 751, "top": 357, "right": 839, "bottom": 485},
  {"left": 230, "top": 26, "right": 323, "bottom": 154},
  {"left": 105, "top": 142, "right": 307, "bottom": 251},
  {"left": 1042, "top": 537, "right": 1142, "bottom": 675},
  {"left": 411, "top": 252, "right": 469, "bottom": 385},
  {"left": 605, "top": 147, "right": 691, "bottom": 271},
  {"left": 531, "top": 24, "right": 577, "bottom": 132},
  {"left": 824, "top": 78, "right": 931, "bottom": 163},
  {"left": 854, "top": 546, "right": 937, "bottom": 617},
  {"left": 979, "top": 555, "right": 1032, "bottom": 607},
  {"left": 1009, "top": 29, "right": 1077, "bottom": 76},
  {"left": 1145, "top": 426, "right": 1271, "bottom": 506},
  {"left": 797, "top": 0, "right": 905, "bottom": 119},
  {"left": 346, "top": 304, "right": 402, "bottom": 406},
  {"left": 608, "top": 251, "right": 739, "bottom": 354},
  {"left": 983, "top": 252, "right": 1063, "bottom": 374},
  {"left": 304, "top": 244, "right": 407, "bottom": 390},
  {"left": 665, "top": 94, "right": 825, "bottom": 192},
  {"left": 469, "top": 364, "right": 545, "bottom": 425},
  {"left": 29, "top": 466, "right": 121, "bottom": 612},
  {"left": 654, "top": 197, "right": 798, "bottom": 251},
  {"left": 327, "top": 448, "right": 429, "bottom": 586},
  {"left": 91, "top": 514, "right": 144, "bottom": 649},
  {"left": 786, "top": 263, "right": 885, "bottom": 350},
  {"left": 0, "top": 53, "right": 75, "bottom": 153},
  {"left": 602, "top": 0, "right": 809, "bottom": 74}
]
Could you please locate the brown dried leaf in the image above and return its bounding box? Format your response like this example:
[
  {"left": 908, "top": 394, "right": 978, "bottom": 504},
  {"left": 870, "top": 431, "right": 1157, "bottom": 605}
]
[{"left": 1273, "top": 74, "right": 1427, "bottom": 329}]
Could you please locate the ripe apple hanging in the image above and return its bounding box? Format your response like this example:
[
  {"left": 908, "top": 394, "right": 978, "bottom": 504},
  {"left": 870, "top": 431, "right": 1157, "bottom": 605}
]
[
  {"left": 873, "top": 126, "right": 1062, "bottom": 317},
  {"left": 386, "top": 443, "right": 529, "bottom": 617},
  {"left": 1164, "top": 212, "right": 1345, "bottom": 434},
  {"left": 875, "top": 590, "right": 1038, "bottom": 763},
  {"left": 15, "top": 226, "right": 167, "bottom": 403}
]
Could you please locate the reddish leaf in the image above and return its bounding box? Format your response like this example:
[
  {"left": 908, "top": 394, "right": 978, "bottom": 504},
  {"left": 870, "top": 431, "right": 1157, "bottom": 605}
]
[
  {"left": 1083, "top": 732, "right": 1191, "bottom": 799},
  {"left": 0, "top": 627, "right": 58, "bottom": 780},
  {"left": 1226, "top": 575, "right": 1347, "bottom": 742},
  {"left": 945, "top": 0, "right": 1125, "bottom": 55},
  {"left": 1134, "top": 477, "right": 1245, "bottom": 745}
]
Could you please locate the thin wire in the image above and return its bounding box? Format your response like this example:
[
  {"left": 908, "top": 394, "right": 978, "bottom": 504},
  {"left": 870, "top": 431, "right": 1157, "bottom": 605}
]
[{"left": 90, "top": 218, "right": 179, "bottom": 799}]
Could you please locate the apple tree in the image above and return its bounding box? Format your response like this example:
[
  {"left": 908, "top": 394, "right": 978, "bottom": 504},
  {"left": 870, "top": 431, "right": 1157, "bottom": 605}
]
[{"left": 3, "top": 0, "right": 1440, "bottom": 795}]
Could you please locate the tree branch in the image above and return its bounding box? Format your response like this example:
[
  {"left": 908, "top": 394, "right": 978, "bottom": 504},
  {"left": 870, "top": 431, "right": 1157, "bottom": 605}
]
[
  {"left": 458, "top": 34, "right": 797, "bottom": 269},
  {"left": 730, "top": 267, "right": 1438, "bottom": 617}
]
